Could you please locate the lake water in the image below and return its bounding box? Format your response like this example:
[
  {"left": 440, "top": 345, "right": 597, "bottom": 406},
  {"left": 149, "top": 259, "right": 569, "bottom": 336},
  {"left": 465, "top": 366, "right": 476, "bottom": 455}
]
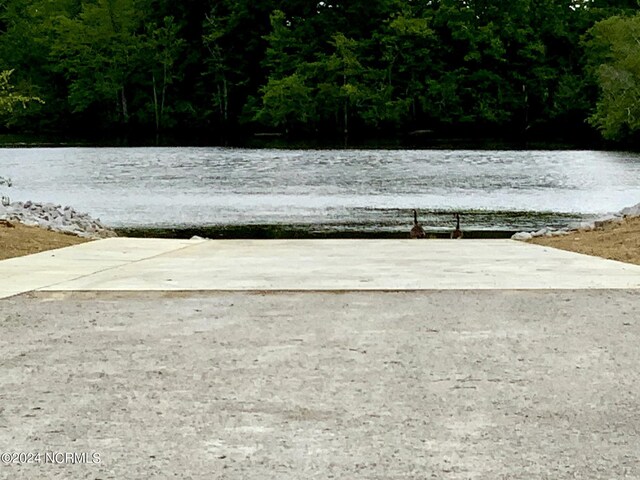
[{"left": 1, "top": 147, "right": 640, "bottom": 234}]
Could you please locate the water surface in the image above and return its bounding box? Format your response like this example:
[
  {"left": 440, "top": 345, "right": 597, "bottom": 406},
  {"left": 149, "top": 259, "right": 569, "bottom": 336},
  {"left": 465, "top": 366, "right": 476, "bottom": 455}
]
[{"left": 1, "top": 148, "right": 639, "bottom": 233}]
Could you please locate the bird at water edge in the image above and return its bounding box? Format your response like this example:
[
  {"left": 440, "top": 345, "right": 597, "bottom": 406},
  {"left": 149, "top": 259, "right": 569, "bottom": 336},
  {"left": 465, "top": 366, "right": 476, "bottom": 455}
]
[
  {"left": 410, "top": 209, "right": 426, "bottom": 239},
  {"left": 451, "top": 213, "right": 463, "bottom": 239}
]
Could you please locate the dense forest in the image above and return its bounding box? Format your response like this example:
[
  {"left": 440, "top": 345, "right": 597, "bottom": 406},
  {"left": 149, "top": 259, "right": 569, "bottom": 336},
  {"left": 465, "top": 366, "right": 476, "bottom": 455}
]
[{"left": 0, "top": 0, "right": 640, "bottom": 144}]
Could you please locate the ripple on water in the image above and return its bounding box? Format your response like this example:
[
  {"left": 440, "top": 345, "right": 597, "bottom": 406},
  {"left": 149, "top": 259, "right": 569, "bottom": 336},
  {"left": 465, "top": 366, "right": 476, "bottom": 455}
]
[{"left": 0, "top": 147, "right": 638, "bottom": 232}]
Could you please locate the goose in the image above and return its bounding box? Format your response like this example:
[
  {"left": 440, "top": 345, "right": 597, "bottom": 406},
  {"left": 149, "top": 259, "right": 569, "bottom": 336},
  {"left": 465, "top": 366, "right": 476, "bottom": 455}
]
[
  {"left": 451, "top": 213, "right": 463, "bottom": 239},
  {"left": 410, "top": 209, "right": 426, "bottom": 239}
]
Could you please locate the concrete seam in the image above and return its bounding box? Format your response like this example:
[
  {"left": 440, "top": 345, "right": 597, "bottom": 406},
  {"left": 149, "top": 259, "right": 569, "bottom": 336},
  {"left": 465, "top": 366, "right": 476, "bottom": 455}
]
[{"left": 25, "top": 240, "right": 209, "bottom": 295}]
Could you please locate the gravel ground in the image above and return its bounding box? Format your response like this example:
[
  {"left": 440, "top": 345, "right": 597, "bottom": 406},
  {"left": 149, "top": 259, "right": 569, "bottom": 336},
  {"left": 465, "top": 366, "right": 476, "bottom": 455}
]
[{"left": 0, "top": 290, "right": 639, "bottom": 479}]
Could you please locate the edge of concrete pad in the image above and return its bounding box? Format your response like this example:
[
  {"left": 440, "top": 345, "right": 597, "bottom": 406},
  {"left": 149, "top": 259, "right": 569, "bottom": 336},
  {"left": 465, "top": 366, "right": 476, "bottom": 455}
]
[{"left": 20, "top": 288, "right": 640, "bottom": 298}]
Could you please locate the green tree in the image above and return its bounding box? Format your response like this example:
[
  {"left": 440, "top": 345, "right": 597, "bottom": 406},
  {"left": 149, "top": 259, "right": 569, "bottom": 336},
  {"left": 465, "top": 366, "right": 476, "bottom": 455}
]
[
  {"left": 0, "top": 0, "right": 633, "bottom": 142},
  {"left": 251, "top": 9, "right": 320, "bottom": 132},
  {"left": 202, "top": 0, "right": 282, "bottom": 128},
  {"left": 587, "top": 14, "right": 640, "bottom": 140},
  {"left": 324, "top": 33, "right": 367, "bottom": 135},
  {"left": 0, "top": 69, "right": 42, "bottom": 117},
  {"left": 145, "top": 16, "right": 185, "bottom": 131},
  {"left": 376, "top": 9, "right": 435, "bottom": 125},
  {"left": 0, "top": 0, "right": 76, "bottom": 130},
  {"left": 202, "top": 7, "right": 233, "bottom": 124},
  {"left": 255, "top": 73, "right": 315, "bottom": 131},
  {"left": 51, "top": 0, "right": 143, "bottom": 126}
]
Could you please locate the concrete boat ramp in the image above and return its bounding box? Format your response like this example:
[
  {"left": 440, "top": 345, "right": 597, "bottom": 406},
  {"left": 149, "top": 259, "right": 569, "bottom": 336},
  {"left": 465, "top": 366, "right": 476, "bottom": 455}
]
[
  {"left": 1, "top": 238, "right": 640, "bottom": 297},
  {"left": 1, "top": 239, "right": 640, "bottom": 479}
]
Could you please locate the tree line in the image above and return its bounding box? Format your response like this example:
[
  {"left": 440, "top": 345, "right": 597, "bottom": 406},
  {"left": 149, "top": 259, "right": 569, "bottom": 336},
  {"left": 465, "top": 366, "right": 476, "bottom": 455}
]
[{"left": 1, "top": 0, "right": 640, "bottom": 144}]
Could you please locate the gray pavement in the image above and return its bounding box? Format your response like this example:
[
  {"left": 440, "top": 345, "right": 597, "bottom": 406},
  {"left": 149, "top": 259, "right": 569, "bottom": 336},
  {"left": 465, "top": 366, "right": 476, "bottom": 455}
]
[
  {"left": 1, "top": 239, "right": 640, "bottom": 479},
  {"left": 0, "top": 290, "right": 639, "bottom": 479}
]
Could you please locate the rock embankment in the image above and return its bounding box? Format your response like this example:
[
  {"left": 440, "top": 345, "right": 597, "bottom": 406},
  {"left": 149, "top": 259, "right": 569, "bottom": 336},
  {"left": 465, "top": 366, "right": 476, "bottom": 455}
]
[
  {"left": 0, "top": 201, "right": 116, "bottom": 239},
  {"left": 620, "top": 203, "right": 640, "bottom": 217},
  {"left": 511, "top": 202, "right": 640, "bottom": 240}
]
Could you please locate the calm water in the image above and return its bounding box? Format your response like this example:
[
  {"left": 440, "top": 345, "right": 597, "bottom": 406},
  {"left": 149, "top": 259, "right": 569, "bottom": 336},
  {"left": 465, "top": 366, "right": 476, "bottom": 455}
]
[{"left": 1, "top": 147, "right": 640, "bottom": 233}]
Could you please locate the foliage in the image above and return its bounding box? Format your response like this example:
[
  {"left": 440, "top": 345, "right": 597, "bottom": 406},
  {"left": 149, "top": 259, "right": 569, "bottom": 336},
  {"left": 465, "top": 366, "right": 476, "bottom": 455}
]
[
  {"left": 587, "top": 14, "right": 640, "bottom": 140},
  {"left": 50, "top": 0, "right": 142, "bottom": 124},
  {"left": 0, "top": 0, "right": 638, "bottom": 142},
  {"left": 0, "top": 69, "right": 43, "bottom": 119}
]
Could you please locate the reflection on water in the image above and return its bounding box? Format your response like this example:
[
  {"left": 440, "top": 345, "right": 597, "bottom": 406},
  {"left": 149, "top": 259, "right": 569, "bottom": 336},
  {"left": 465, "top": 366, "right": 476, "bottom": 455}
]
[{"left": 1, "top": 147, "right": 639, "bottom": 232}]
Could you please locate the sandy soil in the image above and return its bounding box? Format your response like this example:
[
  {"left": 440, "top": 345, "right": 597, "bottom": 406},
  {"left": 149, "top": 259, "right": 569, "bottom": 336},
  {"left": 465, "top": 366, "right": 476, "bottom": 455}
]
[
  {"left": 0, "top": 290, "right": 638, "bottom": 479},
  {"left": 531, "top": 215, "right": 640, "bottom": 266},
  {"left": 0, "top": 220, "right": 89, "bottom": 260}
]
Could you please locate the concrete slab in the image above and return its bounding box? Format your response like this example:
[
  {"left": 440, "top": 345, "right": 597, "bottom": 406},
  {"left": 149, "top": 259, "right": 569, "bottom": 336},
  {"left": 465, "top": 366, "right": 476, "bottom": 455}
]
[
  {"left": 0, "top": 238, "right": 206, "bottom": 299},
  {"left": 2, "top": 238, "right": 640, "bottom": 298}
]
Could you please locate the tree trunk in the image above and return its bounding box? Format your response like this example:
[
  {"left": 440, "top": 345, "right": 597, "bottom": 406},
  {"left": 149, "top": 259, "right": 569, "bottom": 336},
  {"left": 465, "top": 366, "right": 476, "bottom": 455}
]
[
  {"left": 121, "top": 87, "right": 129, "bottom": 124},
  {"left": 161, "top": 62, "right": 167, "bottom": 129},
  {"left": 152, "top": 73, "right": 160, "bottom": 131},
  {"left": 222, "top": 77, "right": 228, "bottom": 122},
  {"left": 343, "top": 73, "right": 348, "bottom": 136},
  {"left": 344, "top": 101, "right": 348, "bottom": 136}
]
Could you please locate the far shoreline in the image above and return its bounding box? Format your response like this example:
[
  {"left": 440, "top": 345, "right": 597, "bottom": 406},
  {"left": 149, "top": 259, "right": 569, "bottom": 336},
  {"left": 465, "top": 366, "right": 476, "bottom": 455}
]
[{"left": 0, "top": 132, "right": 616, "bottom": 151}]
